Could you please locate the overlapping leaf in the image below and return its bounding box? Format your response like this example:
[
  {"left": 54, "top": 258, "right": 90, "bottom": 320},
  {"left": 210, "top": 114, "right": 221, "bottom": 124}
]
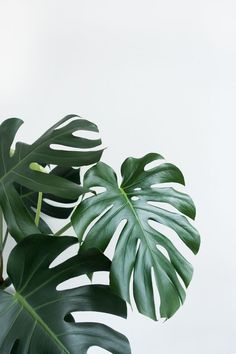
[
  {"left": 17, "top": 166, "right": 82, "bottom": 234},
  {"left": 72, "top": 153, "right": 200, "bottom": 320},
  {"left": 0, "top": 235, "right": 131, "bottom": 354},
  {"left": 0, "top": 115, "right": 103, "bottom": 241}
]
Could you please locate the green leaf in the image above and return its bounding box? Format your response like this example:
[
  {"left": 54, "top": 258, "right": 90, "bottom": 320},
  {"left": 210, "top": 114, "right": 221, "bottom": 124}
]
[
  {"left": 0, "top": 235, "right": 131, "bottom": 354},
  {"left": 18, "top": 166, "right": 81, "bottom": 221},
  {"left": 0, "top": 115, "right": 103, "bottom": 241},
  {"left": 72, "top": 153, "right": 200, "bottom": 320}
]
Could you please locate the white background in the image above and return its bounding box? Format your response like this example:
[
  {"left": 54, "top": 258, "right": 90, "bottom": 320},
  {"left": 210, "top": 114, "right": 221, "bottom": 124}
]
[{"left": 0, "top": 1, "right": 236, "bottom": 353}]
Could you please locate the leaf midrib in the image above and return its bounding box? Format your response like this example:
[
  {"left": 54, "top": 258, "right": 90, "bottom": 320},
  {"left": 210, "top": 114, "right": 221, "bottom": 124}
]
[
  {"left": 119, "top": 187, "right": 186, "bottom": 306},
  {"left": 119, "top": 187, "right": 154, "bottom": 252},
  {"left": 14, "top": 292, "right": 70, "bottom": 354}
]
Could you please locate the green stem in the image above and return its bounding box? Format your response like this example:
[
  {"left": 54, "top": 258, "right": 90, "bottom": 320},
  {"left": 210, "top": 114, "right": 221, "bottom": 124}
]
[
  {"left": 2, "top": 228, "right": 9, "bottom": 251},
  {"left": 54, "top": 221, "right": 72, "bottom": 236},
  {"left": 54, "top": 193, "right": 85, "bottom": 236},
  {"left": 34, "top": 192, "right": 43, "bottom": 227}
]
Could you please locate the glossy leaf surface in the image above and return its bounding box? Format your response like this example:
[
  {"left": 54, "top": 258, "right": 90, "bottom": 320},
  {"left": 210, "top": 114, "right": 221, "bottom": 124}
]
[
  {"left": 72, "top": 153, "right": 200, "bottom": 320},
  {"left": 0, "top": 115, "right": 103, "bottom": 241},
  {"left": 0, "top": 235, "right": 131, "bottom": 354},
  {"left": 19, "top": 166, "right": 81, "bottom": 223}
]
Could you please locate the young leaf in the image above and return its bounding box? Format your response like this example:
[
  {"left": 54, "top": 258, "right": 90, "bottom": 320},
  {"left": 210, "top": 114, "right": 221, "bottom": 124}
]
[
  {"left": 0, "top": 115, "right": 103, "bottom": 241},
  {"left": 0, "top": 235, "right": 131, "bottom": 354},
  {"left": 72, "top": 153, "right": 200, "bottom": 320}
]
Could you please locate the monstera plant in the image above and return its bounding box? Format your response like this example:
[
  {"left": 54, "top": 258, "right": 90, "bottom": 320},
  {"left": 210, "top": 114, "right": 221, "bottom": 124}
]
[{"left": 0, "top": 115, "right": 200, "bottom": 353}]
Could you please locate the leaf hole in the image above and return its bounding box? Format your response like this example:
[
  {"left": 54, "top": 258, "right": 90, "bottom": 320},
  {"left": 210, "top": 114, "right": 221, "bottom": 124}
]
[
  {"left": 54, "top": 116, "right": 80, "bottom": 130},
  {"left": 131, "top": 196, "right": 139, "bottom": 201},
  {"left": 135, "top": 239, "right": 141, "bottom": 255},
  {"left": 88, "top": 347, "right": 110, "bottom": 354},
  {"left": 147, "top": 200, "right": 179, "bottom": 214},
  {"left": 43, "top": 198, "right": 77, "bottom": 208},
  {"left": 49, "top": 143, "right": 101, "bottom": 152},
  {"left": 128, "top": 268, "right": 136, "bottom": 313},
  {"left": 71, "top": 310, "right": 126, "bottom": 325},
  {"left": 81, "top": 204, "right": 113, "bottom": 243},
  {"left": 72, "top": 130, "right": 100, "bottom": 139},
  {"left": 156, "top": 245, "right": 171, "bottom": 262},
  {"left": 148, "top": 220, "right": 194, "bottom": 261},
  {"left": 176, "top": 272, "right": 187, "bottom": 293},
  {"left": 151, "top": 266, "right": 162, "bottom": 320},
  {"left": 89, "top": 270, "right": 110, "bottom": 285},
  {"left": 89, "top": 186, "right": 107, "bottom": 195},
  {"left": 104, "top": 219, "right": 127, "bottom": 259},
  {"left": 57, "top": 274, "right": 89, "bottom": 291},
  {"left": 49, "top": 243, "right": 79, "bottom": 268},
  {"left": 144, "top": 159, "right": 164, "bottom": 171}
]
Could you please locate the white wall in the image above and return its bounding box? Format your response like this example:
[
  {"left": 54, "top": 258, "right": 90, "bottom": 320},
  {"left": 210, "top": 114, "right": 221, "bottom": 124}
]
[{"left": 1, "top": 1, "right": 236, "bottom": 353}]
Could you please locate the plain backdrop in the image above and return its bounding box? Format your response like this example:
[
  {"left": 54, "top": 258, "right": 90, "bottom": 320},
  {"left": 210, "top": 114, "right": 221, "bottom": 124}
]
[{"left": 0, "top": 1, "right": 236, "bottom": 353}]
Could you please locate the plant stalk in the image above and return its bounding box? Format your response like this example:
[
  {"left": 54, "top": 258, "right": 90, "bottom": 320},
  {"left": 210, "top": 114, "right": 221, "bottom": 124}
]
[
  {"left": 2, "top": 228, "right": 9, "bottom": 251},
  {"left": 54, "top": 221, "right": 72, "bottom": 236},
  {"left": 35, "top": 192, "right": 43, "bottom": 227},
  {"left": 54, "top": 193, "right": 85, "bottom": 236}
]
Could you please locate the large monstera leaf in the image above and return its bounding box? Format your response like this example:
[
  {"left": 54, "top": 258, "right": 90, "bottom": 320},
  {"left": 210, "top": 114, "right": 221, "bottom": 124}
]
[
  {"left": 0, "top": 115, "right": 103, "bottom": 241},
  {"left": 72, "top": 153, "right": 200, "bottom": 320},
  {"left": 0, "top": 235, "right": 131, "bottom": 354}
]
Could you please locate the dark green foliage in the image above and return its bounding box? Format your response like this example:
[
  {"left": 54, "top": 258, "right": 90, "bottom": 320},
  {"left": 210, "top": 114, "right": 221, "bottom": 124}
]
[
  {"left": 18, "top": 166, "right": 81, "bottom": 220},
  {"left": 0, "top": 235, "right": 131, "bottom": 354},
  {"left": 72, "top": 153, "right": 200, "bottom": 319},
  {"left": 0, "top": 116, "right": 200, "bottom": 354},
  {"left": 0, "top": 115, "right": 102, "bottom": 241}
]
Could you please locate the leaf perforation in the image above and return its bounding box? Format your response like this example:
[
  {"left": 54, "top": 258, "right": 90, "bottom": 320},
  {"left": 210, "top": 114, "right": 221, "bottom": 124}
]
[
  {"left": 72, "top": 155, "right": 200, "bottom": 319},
  {"left": 0, "top": 236, "right": 131, "bottom": 353},
  {"left": 0, "top": 116, "right": 103, "bottom": 240}
]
